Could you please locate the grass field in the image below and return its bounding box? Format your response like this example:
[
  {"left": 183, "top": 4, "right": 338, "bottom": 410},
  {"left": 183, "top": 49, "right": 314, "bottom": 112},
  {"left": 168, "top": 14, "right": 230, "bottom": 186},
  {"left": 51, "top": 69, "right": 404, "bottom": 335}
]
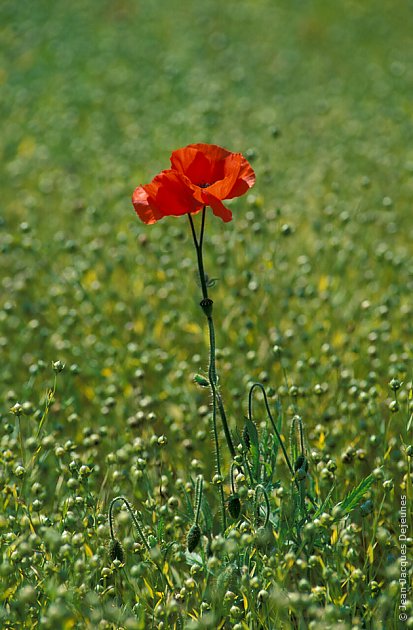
[{"left": 1, "top": 0, "right": 412, "bottom": 628}]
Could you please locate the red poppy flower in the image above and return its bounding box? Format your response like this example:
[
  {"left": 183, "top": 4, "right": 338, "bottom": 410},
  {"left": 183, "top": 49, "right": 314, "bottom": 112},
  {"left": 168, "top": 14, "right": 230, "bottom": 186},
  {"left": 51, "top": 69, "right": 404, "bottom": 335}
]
[
  {"left": 132, "top": 169, "right": 204, "bottom": 225},
  {"left": 132, "top": 143, "right": 255, "bottom": 224},
  {"left": 170, "top": 143, "right": 255, "bottom": 222}
]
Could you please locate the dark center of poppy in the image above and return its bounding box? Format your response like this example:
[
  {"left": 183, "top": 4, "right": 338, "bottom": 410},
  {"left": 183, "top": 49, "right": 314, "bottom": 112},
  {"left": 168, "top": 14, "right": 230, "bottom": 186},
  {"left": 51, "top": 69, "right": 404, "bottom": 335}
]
[{"left": 198, "top": 182, "right": 210, "bottom": 188}]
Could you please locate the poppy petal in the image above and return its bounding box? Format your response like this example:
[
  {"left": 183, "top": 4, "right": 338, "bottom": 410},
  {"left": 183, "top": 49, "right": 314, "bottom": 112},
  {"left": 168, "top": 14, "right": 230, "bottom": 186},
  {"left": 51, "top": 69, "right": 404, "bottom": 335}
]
[
  {"left": 170, "top": 146, "right": 215, "bottom": 186},
  {"left": 133, "top": 170, "right": 203, "bottom": 224},
  {"left": 151, "top": 170, "right": 202, "bottom": 217},
  {"left": 224, "top": 156, "right": 256, "bottom": 199},
  {"left": 206, "top": 154, "right": 242, "bottom": 199},
  {"left": 132, "top": 186, "right": 162, "bottom": 225},
  {"left": 171, "top": 144, "right": 255, "bottom": 202},
  {"left": 132, "top": 144, "right": 254, "bottom": 225},
  {"left": 202, "top": 191, "right": 233, "bottom": 222}
]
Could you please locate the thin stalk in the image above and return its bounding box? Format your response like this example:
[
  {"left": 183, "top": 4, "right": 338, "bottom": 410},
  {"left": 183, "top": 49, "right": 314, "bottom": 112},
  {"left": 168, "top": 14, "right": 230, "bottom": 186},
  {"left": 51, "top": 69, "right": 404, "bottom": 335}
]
[
  {"left": 194, "top": 475, "right": 204, "bottom": 525},
  {"left": 187, "top": 210, "right": 236, "bottom": 459},
  {"left": 16, "top": 415, "right": 25, "bottom": 466},
  {"left": 248, "top": 382, "right": 295, "bottom": 481},
  {"left": 109, "top": 496, "right": 172, "bottom": 588},
  {"left": 211, "top": 385, "right": 227, "bottom": 531},
  {"left": 207, "top": 317, "right": 236, "bottom": 458},
  {"left": 254, "top": 484, "right": 270, "bottom": 528},
  {"left": 230, "top": 462, "right": 237, "bottom": 494},
  {"left": 109, "top": 496, "right": 151, "bottom": 552},
  {"left": 188, "top": 212, "right": 208, "bottom": 300},
  {"left": 199, "top": 205, "right": 206, "bottom": 250},
  {"left": 242, "top": 451, "right": 254, "bottom": 486}
]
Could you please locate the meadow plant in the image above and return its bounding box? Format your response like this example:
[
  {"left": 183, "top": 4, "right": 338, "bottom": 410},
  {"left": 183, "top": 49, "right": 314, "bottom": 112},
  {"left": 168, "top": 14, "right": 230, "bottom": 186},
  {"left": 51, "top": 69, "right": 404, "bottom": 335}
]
[
  {"left": 99, "top": 142, "right": 393, "bottom": 627},
  {"left": 2, "top": 4, "right": 412, "bottom": 622}
]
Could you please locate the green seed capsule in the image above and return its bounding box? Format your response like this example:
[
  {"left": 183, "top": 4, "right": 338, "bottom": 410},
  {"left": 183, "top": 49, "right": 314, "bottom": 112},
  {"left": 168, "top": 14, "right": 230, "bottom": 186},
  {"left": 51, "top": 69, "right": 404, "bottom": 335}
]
[
  {"left": 389, "top": 378, "right": 401, "bottom": 391},
  {"left": 187, "top": 524, "right": 201, "bottom": 552}
]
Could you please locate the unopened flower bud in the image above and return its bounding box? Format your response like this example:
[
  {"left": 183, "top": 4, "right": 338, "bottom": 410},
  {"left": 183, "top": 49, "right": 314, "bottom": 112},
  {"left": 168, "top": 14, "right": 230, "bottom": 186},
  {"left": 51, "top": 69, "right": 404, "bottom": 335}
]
[{"left": 187, "top": 524, "right": 201, "bottom": 552}]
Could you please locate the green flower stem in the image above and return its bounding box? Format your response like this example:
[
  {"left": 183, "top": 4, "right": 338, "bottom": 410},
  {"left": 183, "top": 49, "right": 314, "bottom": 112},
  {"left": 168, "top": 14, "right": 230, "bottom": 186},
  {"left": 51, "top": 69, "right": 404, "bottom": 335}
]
[
  {"left": 212, "top": 385, "right": 227, "bottom": 531},
  {"left": 188, "top": 209, "right": 236, "bottom": 531},
  {"left": 187, "top": 210, "right": 236, "bottom": 459},
  {"left": 109, "top": 496, "right": 151, "bottom": 552},
  {"left": 194, "top": 475, "right": 204, "bottom": 525},
  {"left": 188, "top": 209, "right": 208, "bottom": 301},
  {"left": 248, "top": 382, "right": 295, "bottom": 480},
  {"left": 16, "top": 415, "right": 25, "bottom": 467},
  {"left": 230, "top": 462, "right": 237, "bottom": 494},
  {"left": 109, "top": 496, "right": 172, "bottom": 589},
  {"left": 254, "top": 484, "right": 270, "bottom": 528},
  {"left": 206, "top": 315, "right": 236, "bottom": 459}
]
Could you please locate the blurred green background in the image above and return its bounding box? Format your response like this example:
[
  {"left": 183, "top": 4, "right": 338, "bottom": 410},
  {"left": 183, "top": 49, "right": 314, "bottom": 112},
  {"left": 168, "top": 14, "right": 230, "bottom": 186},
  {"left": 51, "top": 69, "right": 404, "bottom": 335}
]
[{"left": 1, "top": 0, "right": 412, "bottom": 462}]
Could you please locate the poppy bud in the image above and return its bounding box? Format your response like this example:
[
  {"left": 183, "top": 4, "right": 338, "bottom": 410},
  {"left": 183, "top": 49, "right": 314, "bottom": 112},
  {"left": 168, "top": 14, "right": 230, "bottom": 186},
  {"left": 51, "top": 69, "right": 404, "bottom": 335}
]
[
  {"left": 242, "top": 424, "right": 251, "bottom": 450},
  {"left": 228, "top": 495, "right": 241, "bottom": 519},
  {"left": 187, "top": 524, "right": 201, "bottom": 552},
  {"left": 194, "top": 374, "right": 210, "bottom": 388},
  {"left": 294, "top": 455, "right": 308, "bottom": 473},
  {"left": 109, "top": 538, "right": 125, "bottom": 563}
]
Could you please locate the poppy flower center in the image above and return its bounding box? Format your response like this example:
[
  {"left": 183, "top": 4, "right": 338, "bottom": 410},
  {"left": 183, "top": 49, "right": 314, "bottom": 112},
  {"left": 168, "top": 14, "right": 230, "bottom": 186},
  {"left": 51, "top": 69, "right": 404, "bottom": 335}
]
[{"left": 198, "top": 182, "right": 210, "bottom": 188}]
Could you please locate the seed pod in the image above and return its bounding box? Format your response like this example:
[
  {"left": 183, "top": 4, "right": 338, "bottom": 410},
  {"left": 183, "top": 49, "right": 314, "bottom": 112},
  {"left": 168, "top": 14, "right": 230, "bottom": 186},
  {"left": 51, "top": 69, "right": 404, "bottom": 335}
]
[
  {"left": 109, "top": 538, "right": 125, "bottom": 563},
  {"left": 228, "top": 495, "right": 241, "bottom": 519},
  {"left": 187, "top": 524, "right": 201, "bottom": 552},
  {"left": 294, "top": 455, "right": 308, "bottom": 472},
  {"left": 255, "top": 524, "right": 274, "bottom": 551}
]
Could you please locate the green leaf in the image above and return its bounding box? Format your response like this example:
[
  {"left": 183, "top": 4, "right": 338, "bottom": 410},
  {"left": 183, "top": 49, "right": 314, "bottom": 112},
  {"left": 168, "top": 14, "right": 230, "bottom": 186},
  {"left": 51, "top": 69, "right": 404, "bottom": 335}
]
[
  {"left": 156, "top": 516, "right": 165, "bottom": 543},
  {"left": 244, "top": 416, "right": 259, "bottom": 449},
  {"left": 313, "top": 484, "right": 335, "bottom": 520},
  {"left": 334, "top": 472, "right": 377, "bottom": 521},
  {"left": 200, "top": 495, "right": 214, "bottom": 532}
]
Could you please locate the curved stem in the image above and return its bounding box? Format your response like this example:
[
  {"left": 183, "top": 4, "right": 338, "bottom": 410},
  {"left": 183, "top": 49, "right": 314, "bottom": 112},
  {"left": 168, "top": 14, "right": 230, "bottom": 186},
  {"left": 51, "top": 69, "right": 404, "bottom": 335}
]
[
  {"left": 109, "top": 496, "right": 151, "bottom": 552},
  {"left": 248, "top": 382, "right": 295, "bottom": 479}
]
